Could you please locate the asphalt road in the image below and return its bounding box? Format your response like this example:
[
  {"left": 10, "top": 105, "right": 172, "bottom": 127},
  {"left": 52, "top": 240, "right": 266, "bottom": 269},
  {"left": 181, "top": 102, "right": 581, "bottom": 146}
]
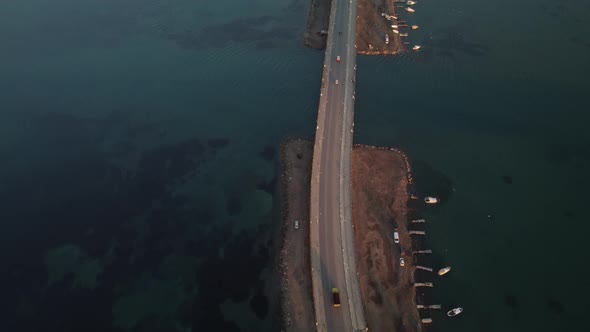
[{"left": 311, "top": 0, "right": 366, "bottom": 330}]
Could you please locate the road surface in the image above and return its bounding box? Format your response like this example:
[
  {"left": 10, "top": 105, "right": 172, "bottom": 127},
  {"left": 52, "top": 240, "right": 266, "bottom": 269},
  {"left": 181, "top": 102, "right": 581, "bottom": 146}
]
[{"left": 309, "top": 0, "right": 366, "bottom": 331}]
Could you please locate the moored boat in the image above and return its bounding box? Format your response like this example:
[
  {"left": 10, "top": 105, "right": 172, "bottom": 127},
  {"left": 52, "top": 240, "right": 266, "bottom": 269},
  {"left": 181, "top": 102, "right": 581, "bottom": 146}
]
[
  {"left": 424, "top": 196, "right": 437, "bottom": 203},
  {"left": 438, "top": 266, "right": 451, "bottom": 276},
  {"left": 411, "top": 25, "right": 419, "bottom": 30},
  {"left": 407, "top": 0, "right": 418, "bottom": 5},
  {"left": 406, "top": 7, "right": 415, "bottom": 13},
  {"left": 447, "top": 307, "right": 463, "bottom": 317},
  {"left": 392, "top": 29, "right": 400, "bottom": 34}
]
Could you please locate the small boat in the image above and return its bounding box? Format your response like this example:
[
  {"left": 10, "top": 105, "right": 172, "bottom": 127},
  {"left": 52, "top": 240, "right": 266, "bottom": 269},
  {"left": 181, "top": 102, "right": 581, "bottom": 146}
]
[
  {"left": 399, "top": 33, "right": 408, "bottom": 37},
  {"left": 411, "top": 25, "right": 419, "bottom": 30},
  {"left": 438, "top": 266, "right": 451, "bottom": 276},
  {"left": 407, "top": 0, "right": 418, "bottom": 5},
  {"left": 391, "top": 25, "right": 398, "bottom": 28},
  {"left": 423, "top": 196, "right": 437, "bottom": 203},
  {"left": 392, "top": 29, "right": 399, "bottom": 34},
  {"left": 392, "top": 16, "right": 398, "bottom": 19},
  {"left": 447, "top": 307, "right": 463, "bottom": 317},
  {"left": 406, "top": 7, "right": 415, "bottom": 13}
]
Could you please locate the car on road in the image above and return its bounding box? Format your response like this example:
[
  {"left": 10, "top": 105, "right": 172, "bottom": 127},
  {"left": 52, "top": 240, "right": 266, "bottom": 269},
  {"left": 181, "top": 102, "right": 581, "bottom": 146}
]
[
  {"left": 335, "top": 79, "right": 339, "bottom": 85},
  {"left": 332, "top": 288, "right": 341, "bottom": 307},
  {"left": 336, "top": 55, "right": 341, "bottom": 62},
  {"left": 399, "top": 257, "right": 405, "bottom": 267},
  {"left": 393, "top": 230, "right": 400, "bottom": 243},
  {"left": 294, "top": 220, "right": 299, "bottom": 229}
]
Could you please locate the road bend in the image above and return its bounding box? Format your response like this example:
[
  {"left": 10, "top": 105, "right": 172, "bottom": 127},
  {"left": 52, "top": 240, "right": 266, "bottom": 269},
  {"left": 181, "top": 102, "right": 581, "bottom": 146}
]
[{"left": 309, "top": 0, "right": 366, "bottom": 331}]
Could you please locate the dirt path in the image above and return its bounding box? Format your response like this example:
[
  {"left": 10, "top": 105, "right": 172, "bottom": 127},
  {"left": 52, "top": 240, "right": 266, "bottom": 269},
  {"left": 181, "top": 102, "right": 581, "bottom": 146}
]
[
  {"left": 351, "top": 145, "right": 421, "bottom": 332},
  {"left": 278, "top": 141, "right": 422, "bottom": 331},
  {"left": 356, "top": 0, "right": 406, "bottom": 55},
  {"left": 278, "top": 139, "right": 315, "bottom": 332},
  {"left": 303, "top": 0, "right": 406, "bottom": 54}
]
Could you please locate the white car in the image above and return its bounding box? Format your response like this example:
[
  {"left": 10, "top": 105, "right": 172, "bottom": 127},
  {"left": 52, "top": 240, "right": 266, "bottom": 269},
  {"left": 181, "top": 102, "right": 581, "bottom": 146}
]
[
  {"left": 399, "top": 257, "right": 405, "bottom": 266},
  {"left": 294, "top": 220, "right": 299, "bottom": 229},
  {"left": 335, "top": 79, "right": 339, "bottom": 85},
  {"left": 393, "top": 231, "right": 400, "bottom": 244}
]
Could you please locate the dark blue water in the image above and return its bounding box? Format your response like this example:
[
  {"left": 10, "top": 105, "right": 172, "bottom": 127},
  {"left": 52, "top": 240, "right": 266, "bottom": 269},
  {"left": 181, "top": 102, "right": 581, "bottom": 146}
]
[{"left": 1, "top": 0, "right": 589, "bottom": 331}]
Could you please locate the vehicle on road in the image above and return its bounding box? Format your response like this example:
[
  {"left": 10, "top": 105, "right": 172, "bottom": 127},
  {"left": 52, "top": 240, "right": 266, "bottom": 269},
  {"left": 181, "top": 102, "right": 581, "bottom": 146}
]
[
  {"left": 385, "top": 34, "right": 389, "bottom": 44},
  {"left": 393, "top": 230, "right": 400, "bottom": 243},
  {"left": 332, "top": 288, "right": 341, "bottom": 307},
  {"left": 294, "top": 220, "right": 299, "bottom": 229},
  {"left": 336, "top": 55, "right": 341, "bottom": 62},
  {"left": 399, "top": 257, "right": 405, "bottom": 266},
  {"left": 335, "top": 79, "right": 339, "bottom": 85},
  {"left": 424, "top": 196, "right": 438, "bottom": 204},
  {"left": 447, "top": 307, "right": 463, "bottom": 317}
]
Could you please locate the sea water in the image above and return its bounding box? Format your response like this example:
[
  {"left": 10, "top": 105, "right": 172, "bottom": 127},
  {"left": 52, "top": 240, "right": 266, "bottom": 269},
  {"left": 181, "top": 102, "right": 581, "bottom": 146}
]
[{"left": 0, "top": 0, "right": 588, "bottom": 331}]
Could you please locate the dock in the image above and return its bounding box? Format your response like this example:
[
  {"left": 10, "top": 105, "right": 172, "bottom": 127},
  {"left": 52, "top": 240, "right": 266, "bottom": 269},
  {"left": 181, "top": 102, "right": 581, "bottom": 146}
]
[
  {"left": 414, "top": 282, "right": 434, "bottom": 287},
  {"left": 417, "top": 304, "right": 441, "bottom": 309},
  {"left": 411, "top": 219, "right": 426, "bottom": 223},
  {"left": 409, "top": 230, "right": 426, "bottom": 235},
  {"left": 415, "top": 265, "right": 433, "bottom": 272},
  {"left": 413, "top": 250, "right": 432, "bottom": 254}
]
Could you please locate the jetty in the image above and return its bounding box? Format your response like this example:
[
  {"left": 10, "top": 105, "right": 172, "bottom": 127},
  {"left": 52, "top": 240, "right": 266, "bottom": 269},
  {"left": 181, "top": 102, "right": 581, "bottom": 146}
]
[
  {"left": 413, "top": 250, "right": 432, "bottom": 254},
  {"left": 417, "top": 304, "right": 441, "bottom": 309},
  {"left": 409, "top": 230, "right": 426, "bottom": 235},
  {"left": 414, "top": 282, "right": 434, "bottom": 287},
  {"left": 421, "top": 318, "right": 433, "bottom": 324},
  {"left": 411, "top": 219, "right": 426, "bottom": 223},
  {"left": 415, "top": 265, "right": 433, "bottom": 272}
]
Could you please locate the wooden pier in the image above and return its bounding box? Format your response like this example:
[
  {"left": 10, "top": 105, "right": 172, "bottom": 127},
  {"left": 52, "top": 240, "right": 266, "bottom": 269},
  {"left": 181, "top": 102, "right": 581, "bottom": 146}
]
[
  {"left": 411, "top": 219, "right": 426, "bottom": 223},
  {"left": 414, "top": 282, "right": 434, "bottom": 287},
  {"left": 409, "top": 230, "right": 426, "bottom": 235},
  {"left": 415, "top": 265, "right": 433, "bottom": 272},
  {"left": 413, "top": 250, "right": 432, "bottom": 254},
  {"left": 417, "top": 304, "right": 441, "bottom": 309},
  {"left": 421, "top": 318, "right": 433, "bottom": 324}
]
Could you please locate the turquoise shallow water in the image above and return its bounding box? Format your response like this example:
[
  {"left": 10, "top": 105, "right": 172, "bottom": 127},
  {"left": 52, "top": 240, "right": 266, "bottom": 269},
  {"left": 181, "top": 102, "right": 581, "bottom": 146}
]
[{"left": 0, "top": 0, "right": 589, "bottom": 331}]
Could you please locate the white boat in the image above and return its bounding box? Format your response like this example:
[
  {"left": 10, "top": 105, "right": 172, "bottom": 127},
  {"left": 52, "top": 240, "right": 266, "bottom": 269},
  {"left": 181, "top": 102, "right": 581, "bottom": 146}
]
[
  {"left": 392, "top": 29, "right": 399, "bottom": 34},
  {"left": 399, "top": 33, "right": 408, "bottom": 37},
  {"left": 406, "top": 7, "right": 415, "bottom": 13},
  {"left": 391, "top": 25, "right": 398, "bottom": 28},
  {"left": 447, "top": 307, "right": 463, "bottom": 317},
  {"left": 438, "top": 266, "right": 451, "bottom": 276},
  {"left": 411, "top": 25, "right": 419, "bottom": 30},
  {"left": 424, "top": 196, "right": 437, "bottom": 203},
  {"left": 407, "top": 0, "right": 418, "bottom": 5}
]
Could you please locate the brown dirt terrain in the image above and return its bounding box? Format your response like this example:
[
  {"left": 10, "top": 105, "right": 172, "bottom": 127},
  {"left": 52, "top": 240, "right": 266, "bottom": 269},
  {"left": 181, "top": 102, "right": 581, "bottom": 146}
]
[
  {"left": 278, "top": 140, "right": 422, "bottom": 331},
  {"left": 304, "top": 0, "right": 331, "bottom": 49},
  {"left": 303, "top": 0, "right": 406, "bottom": 54},
  {"left": 356, "top": 0, "right": 406, "bottom": 54},
  {"left": 278, "top": 139, "right": 315, "bottom": 332},
  {"left": 351, "top": 145, "right": 421, "bottom": 332}
]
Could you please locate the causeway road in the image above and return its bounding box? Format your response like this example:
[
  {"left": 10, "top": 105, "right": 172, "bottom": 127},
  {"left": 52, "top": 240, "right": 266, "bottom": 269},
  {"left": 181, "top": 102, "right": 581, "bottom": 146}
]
[{"left": 309, "top": 0, "right": 366, "bottom": 331}]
